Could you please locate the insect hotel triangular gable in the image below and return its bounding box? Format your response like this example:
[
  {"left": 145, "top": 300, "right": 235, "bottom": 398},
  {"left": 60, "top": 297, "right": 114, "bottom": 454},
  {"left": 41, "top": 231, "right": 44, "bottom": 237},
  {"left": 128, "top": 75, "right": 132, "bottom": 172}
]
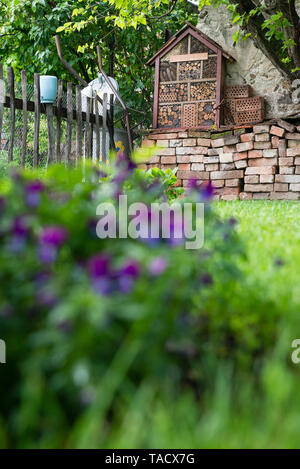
[{"left": 147, "top": 22, "right": 235, "bottom": 130}]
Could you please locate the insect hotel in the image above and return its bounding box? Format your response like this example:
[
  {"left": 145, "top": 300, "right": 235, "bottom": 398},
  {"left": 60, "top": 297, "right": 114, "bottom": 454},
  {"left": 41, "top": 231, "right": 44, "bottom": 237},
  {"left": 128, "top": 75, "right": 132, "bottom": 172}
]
[
  {"left": 146, "top": 23, "right": 264, "bottom": 129},
  {"left": 142, "top": 23, "right": 300, "bottom": 201}
]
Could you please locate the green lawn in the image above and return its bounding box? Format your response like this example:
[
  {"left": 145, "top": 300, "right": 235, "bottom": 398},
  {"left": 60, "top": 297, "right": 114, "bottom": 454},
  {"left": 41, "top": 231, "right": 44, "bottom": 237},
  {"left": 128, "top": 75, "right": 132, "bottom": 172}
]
[{"left": 216, "top": 200, "right": 300, "bottom": 316}]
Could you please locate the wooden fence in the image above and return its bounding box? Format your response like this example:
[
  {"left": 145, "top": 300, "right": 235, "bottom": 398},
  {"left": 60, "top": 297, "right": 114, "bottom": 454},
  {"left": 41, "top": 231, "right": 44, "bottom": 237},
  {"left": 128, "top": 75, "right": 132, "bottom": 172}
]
[{"left": 0, "top": 63, "right": 115, "bottom": 168}]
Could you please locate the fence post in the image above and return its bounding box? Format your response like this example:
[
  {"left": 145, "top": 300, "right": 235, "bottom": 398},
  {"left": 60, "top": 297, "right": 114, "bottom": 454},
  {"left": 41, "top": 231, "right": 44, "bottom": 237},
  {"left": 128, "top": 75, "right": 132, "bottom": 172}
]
[
  {"left": 75, "top": 85, "right": 83, "bottom": 164},
  {"left": 7, "top": 67, "right": 15, "bottom": 162},
  {"left": 21, "top": 70, "right": 27, "bottom": 168},
  {"left": 94, "top": 96, "right": 100, "bottom": 163},
  {"left": 84, "top": 96, "right": 91, "bottom": 160},
  {"left": 102, "top": 93, "right": 107, "bottom": 163},
  {"left": 56, "top": 79, "right": 63, "bottom": 163},
  {"left": 0, "top": 64, "right": 4, "bottom": 148},
  {"left": 46, "top": 104, "right": 55, "bottom": 167},
  {"left": 33, "top": 73, "right": 40, "bottom": 167},
  {"left": 66, "top": 82, "right": 73, "bottom": 164}
]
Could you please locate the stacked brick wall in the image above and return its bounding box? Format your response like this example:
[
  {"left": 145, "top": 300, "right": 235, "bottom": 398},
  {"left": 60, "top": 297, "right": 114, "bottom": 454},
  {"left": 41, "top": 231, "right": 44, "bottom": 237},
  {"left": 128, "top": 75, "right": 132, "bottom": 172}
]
[{"left": 140, "top": 120, "right": 300, "bottom": 200}]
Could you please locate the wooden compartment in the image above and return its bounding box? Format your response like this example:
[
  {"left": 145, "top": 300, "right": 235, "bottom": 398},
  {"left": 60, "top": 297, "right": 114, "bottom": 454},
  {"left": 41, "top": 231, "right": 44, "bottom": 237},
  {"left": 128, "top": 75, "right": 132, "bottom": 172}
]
[
  {"left": 158, "top": 104, "right": 181, "bottom": 128},
  {"left": 190, "top": 81, "right": 216, "bottom": 101},
  {"left": 179, "top": 61, "right": 202, "bottom": 81},
  {"left": 198, "top": 102, "right": 215, "bottom": 126},
  {"left": 159, "top": 83, "right": 188, "bottom": 103}
]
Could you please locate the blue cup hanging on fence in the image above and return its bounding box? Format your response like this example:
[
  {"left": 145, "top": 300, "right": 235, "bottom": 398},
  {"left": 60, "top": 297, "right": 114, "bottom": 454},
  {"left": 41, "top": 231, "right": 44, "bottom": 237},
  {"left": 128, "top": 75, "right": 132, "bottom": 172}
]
[{"left": 39, "top": 75, "right": 58, "bottom": 104}]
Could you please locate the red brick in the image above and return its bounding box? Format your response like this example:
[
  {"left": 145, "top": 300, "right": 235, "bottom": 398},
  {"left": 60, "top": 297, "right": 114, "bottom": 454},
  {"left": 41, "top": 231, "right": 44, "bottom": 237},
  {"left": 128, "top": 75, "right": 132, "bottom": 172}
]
[
  {"left": 211, "top": 170, "right": 243, "bottom": 180},
  {"left": 149, "top": 133, "right": 178, "bottom": 140},
  {"left": 253, "top": 193, "right": 270, "bottom": 200},
  {"left": 277, "top": 119, "right": 295, "bottom": 133},
  {"left": 253, "top": 124, "right": 270, "bottom": 134},
  {"left": 161, "top": 156, "right": 176, "bottom": 164},
  {"left": 244, "top": 184, "right": 273, "bottom": 192},
  {"left": 260, "top": 174, "right": 274, "bottom": 183},
  {"left": 176, "top": 146, "right": 208, "bottom": 155},
  {"left": 245, "top": 175, "right": 259, "bottom": 184},
  {"left": 203, "top": 156, "right": 219, "bottom": 164},
  {"left": 177, "top": 155, "right": 191, "bottom": 163},
  {"left": 170, "top": 139, "right": 183, "bottom": 148},
  {"left": 263, "top": 149, "right": 277, "bottom": 158},
  {"left": 248, "top": 158, "right": 277, "bottom": 167},
  {"left": 220, "top": 153, "right": 233, "bottom": 163},
  {"left": 205, "top": 163, "right": 219, "bottom": 171},
  {"left": 226, "top": 179, "right": 240, "bottom": 187},
  {"left": 211, "top": 137, "right": 225, "bottom": 148},
  {"left": 177, "top": 170, "right": 209, "bottom": 180},
  {"left": 248, "top": 150, "right": 263, "bottom": 159},
  {"left": 212, "top": 180, "right": 225, "bottom": 188},
  {"left": 235, "top": 160, "right": 247, "bottom": 169},
  {"left": 287, "top": 148, "right": 300, "bottom": 157},
  {"left": 270, "top": 192, "right": 300, "bottom": 200},
  {"left": 275, "top": 175, "right": 300, "bottom": 183},
  {"left": 279, "top": 157, "right": 294, "bottom": 166},
  {"left": 220, "top": 163, "right": 235, "bottom": 171},
  {"left": 278, "top": 139, "right": 287, "bottom": 157},
  {"left": 148, "top": 156, "right": 160, "bottom": 164},
  {"left": 245, "top": 167, "right": 275, "bottom": 175},
  {"left": 197, "top": 138, "right": 211, "bottom": 147},
  {"left": 223, "top": 145, "right": 236, "bottom": 153},
  {"left": 219, "top": 187, "right": 240, "bottom": 195},
  {"left": 183, "top": 138, "right": 197, "bottom": 147},
  {"left": 285, "top": 133, "right": 300, "bottom": 140},
  {"left": 236, "top": 141, "right": 254, "bottom": 152},
  {"left": 274, "top": 183, "right": 288, "bottom": 192},
  {"left": 190, "top": 155, "right": 204, "bottom": 163},
  {"left": 233, "top": 152, "right": 248, "bottom": 161},
  {"left": 254, "top": 142, "right": 272, "bottom": 150},
  {"left": 280, "top": 167, "right": 294, "bottom": 175},
  {"left": 239, "top": 192, "right": 252, "bottom": 200},
  {"left": 142, "top": 139, "right": 155, "bottom": 148},
  {"left": 156, "top": 148, "right": 175, "bottom": 156},
  {"left": 270, "top": 125, "right": 285, "bottom": 137},
  {"left": 191, "top": 163, "right": 204, "bottom": 171},
  {"left": 271, "top": 136, "right": 279, "bottom": 148},
  {"left": 240, "top": 133, "right": 254, "bottom": 142},
  {"left": 255, "top": 133, "right": 270, "bottom": 142},
  {"left": 177, "top": 163, "right": 190, "bottom": 170}
]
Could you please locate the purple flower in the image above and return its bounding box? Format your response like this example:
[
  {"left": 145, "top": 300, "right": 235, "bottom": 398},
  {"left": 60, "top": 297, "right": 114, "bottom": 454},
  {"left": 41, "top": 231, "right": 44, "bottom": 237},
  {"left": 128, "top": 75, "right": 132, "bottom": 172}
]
[
  {"left": 188, "top": 180, "right": 214, "bottom": 201},
  {"left": 92, "top": 277, "right": 113, "bottom": 295},
  {"left": 57, "top": 319, "right": 73, "bottom": 334},
  {"left": 229, "top": 217, "right": 237, "bottom": 226},
  {"left": 40, "top": 226, "right": 68, "bottom": 246},
  {"left": 11, "top": 216, "right": 28, "bottom": 237},
  {"left": 38, "top": 244, "right": 57, "bottom": 264},
  {"left": 0, "top": 196, "right": 5, "bottom": 213},
  {"left": 25, "top": 180, "right": 44, "bottom": 207},
  {"left": 149, "top": 257, "right": 168, "bottom": 276},
  {"left": 201, "top": 273, "right": 213, "bottom": 286},
  {"left": 7, "top": 236, "right": 26, "bottom": 253},
  {"left": 88, "top": 254, "right": 110, "bottom": 278},
  {"left": 275, "top": 258, "right": 284, "bottom": 267},
  {"left": 36, "top": 289, "right": 57, "bottom": 308},
  {"left": 118, "top": 275, "right": 134, "bottom": 294},
  {"left": 120, "top": 260, "right": 140, "bottom": 277}
]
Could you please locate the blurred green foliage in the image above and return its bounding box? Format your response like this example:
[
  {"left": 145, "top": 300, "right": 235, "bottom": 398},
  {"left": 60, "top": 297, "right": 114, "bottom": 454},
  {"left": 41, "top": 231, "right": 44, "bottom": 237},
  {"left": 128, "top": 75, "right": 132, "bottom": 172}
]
[{"left": 0, "top": 162, "right": 299, "bottom": 448}]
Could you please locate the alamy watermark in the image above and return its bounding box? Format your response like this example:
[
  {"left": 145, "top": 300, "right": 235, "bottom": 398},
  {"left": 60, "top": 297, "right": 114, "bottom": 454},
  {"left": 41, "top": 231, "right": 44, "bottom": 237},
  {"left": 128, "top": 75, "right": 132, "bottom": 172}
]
[
  {"left": 0, "top": 339, "right": 6, "bottom": 364},
  {"left": 291, "top": 339, "right": 300, "bottom": 364},
  {"left": 95, "top": 195, "right": 204, "bottom": 250}
]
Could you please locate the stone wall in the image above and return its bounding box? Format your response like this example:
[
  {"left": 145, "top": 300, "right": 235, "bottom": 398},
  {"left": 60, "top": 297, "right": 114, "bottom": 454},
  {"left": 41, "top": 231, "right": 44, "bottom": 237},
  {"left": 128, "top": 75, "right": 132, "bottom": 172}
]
[
  {"left": 197, "top": 3, "right": 300, "bottom": 118},
  {"left": 141, "top": 121, "right": 300, "bottom": 200}
]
